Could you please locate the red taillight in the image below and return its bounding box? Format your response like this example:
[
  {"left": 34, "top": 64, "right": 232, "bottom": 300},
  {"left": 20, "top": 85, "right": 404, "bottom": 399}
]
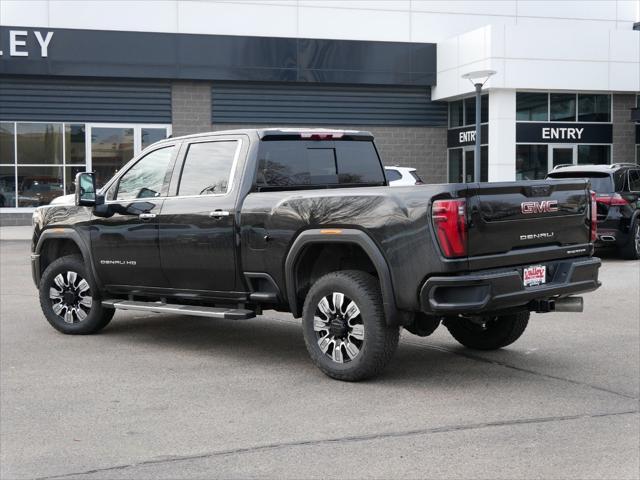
[
  {"left": 595, "top": 193, "right": 628, "bottom": 206},
  {"left": 590, "top": 191, "right": 597, "bottom": 242},
  {"left": 432, "top": 198, "right": 467, "bottom": 258}
]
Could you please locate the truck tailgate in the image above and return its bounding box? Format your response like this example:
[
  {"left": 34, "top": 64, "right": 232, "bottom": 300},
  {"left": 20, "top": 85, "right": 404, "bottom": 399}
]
[{"left": 466, "top": 180, "right": 591, "bottom": 258}]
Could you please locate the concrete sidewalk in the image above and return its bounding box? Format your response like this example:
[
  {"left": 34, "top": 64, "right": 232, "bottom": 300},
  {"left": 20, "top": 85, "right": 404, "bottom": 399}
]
[{"left": 0, "top": 226, "right": 33, "bottom": 241}]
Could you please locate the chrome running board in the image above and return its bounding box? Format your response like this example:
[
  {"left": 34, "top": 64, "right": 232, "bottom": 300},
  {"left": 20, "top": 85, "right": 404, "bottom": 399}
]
[{"left": 102, "top": 300, "right": 256, "bottom": 320}]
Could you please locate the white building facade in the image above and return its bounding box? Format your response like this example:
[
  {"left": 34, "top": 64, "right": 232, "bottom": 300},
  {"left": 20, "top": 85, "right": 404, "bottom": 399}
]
[{"left": 1, "top": 0, "right": 639, "bottom": 222}]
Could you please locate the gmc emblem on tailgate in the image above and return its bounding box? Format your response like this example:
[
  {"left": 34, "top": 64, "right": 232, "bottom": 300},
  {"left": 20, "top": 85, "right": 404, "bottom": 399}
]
[{"left": 521, "top": 200, "right": 558, "bottom": 214}]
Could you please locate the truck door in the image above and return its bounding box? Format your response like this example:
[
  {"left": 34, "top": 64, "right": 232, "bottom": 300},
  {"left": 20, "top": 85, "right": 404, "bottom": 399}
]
[
  {"left": 91, "top": 144, "right": 178, "bottom": 288},
  {"left": 158, "top": 137, "right": 242, "bottom": 293}
]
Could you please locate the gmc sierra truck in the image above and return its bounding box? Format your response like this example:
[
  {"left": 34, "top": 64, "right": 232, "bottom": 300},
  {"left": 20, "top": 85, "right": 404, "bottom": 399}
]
[{"left": 31, "top": 129, "right": 601, "bottom": 381}]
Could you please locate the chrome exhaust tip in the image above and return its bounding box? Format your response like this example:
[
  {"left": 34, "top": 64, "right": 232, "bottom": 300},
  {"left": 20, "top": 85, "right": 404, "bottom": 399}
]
[
  {"left": 599, "top": 235, "right": 616, "bottom": 242},
  {"left": 554, "top": 296, "right": 584, "bottom": 313}
]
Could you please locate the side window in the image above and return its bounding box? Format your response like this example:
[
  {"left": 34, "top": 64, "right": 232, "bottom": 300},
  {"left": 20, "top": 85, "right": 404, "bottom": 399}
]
[
  {"left": 178, "top": 141, "right": 238, "bottom": 196},
  {"left": 614, "top": 170, "right": 627, "bottom": 191},
  {"left": 628, "top": 170, "right": 640, "bottom": 192},
  {"left": 335, "top": 141, "right": 385, "bottom": 184},
  {"left": 256, "top": 140, "right": 385, "bottom": 188},
  {"left": 116, "top": 146, "right": 174, "bottom": 201},
  {"left": 385, "top": 169, "right": 401, "bottom": 182}
]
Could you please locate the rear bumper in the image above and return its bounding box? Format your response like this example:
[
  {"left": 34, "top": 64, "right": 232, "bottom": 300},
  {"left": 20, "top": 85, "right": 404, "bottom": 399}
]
[{"left": 419, "top": 256, "right": 601, "bottom": 315}]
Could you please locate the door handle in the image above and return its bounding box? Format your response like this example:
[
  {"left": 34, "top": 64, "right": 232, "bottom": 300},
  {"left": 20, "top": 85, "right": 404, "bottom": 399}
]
[
  {"left": 209, "top": 210, "right": 231, "bottom": 218},
  {"left": 139, "top": 213, "right": 157, "bottom": 220}
]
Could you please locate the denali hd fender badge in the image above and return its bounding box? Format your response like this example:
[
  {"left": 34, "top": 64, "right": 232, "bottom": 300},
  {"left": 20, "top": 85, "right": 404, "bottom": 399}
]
[
  {"left": 100, "top": 259, "right": 137, "bottom": 266},
  {"left": 521, "top": 200, "right": 558, "bottom": 214},
  {"left": 520, "top": 232, "right": 554, "bottom": 241}
]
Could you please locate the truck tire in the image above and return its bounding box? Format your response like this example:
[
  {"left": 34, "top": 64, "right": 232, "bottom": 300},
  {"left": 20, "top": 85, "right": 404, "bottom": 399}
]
[
  {"left": 621, "top": 219, "right": 640, "bottom": 260},
  {"left": 39, "top": 254, "right": 114, "bottom": 335},
  {"left": 445, "top": 312, "right": 529, "bottom": 350},
  {"left": 301, "top": 270, "right": 399, "bottom": 381}
]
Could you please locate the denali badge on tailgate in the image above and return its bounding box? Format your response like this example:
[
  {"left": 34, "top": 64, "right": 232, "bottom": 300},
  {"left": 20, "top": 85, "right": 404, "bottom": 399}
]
[
  {"left": 521, "top": 200, "right": 558, "bottom": 214},
  {"left": 523, "top": 265, "right": 546, "bottom": 287}
]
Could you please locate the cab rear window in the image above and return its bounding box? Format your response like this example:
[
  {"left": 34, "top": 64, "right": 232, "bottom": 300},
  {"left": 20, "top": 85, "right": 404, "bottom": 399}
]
[
  {"left": 548, "top": 172, "right": 614, "bottom": 193},
  {"left": 256, "top": 140, "right": 385, "bottom": 190}
]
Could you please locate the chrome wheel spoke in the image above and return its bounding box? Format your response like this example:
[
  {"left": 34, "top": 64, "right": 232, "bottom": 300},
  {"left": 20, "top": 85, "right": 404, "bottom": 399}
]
[
  {"left": 79, "top": 296, "right": 93, "bottom": 308},
  {"left": 49, "top": 287, "right": 63, "bottom": 299},
  {"left": 313, "top": 316, "right": 329, "bottom": 332},
  {"left": 318, "top": 297, "right": 332, "bottom": 319},
  {"left": 332, "top": 292, "right": 344, "bottom": 314},
  {"left": 54, "top": 274, "right": 66, "bottom": 289},
  {"left": 344, "top": 340, "right": 360, "bottom": 360},
  {"left": 318, "top": 335, "right": 332, "bottom": 354},
  {"left": 52, "top": 302, "right": 64, "bottom": 315},
  {"left": 349, "top": 324, "right": 365, "bottom": 341},
  {"left": 75, "top": 307, "right": 87, "bottom": 321},
  {"left": 77, "top": 279, "right": 90, "bottom": 294},
  {"left": 332, "top": 342, "right": 344, "bottom": 363},
  {"left": 63, "top": 308, "right": 74, "bottom": 324},
  {"left": 66, "top": 271, "right": 77, "bottom": 288},
  {"left": 344, "top": 301, "right": 360, "bottom": 322}
]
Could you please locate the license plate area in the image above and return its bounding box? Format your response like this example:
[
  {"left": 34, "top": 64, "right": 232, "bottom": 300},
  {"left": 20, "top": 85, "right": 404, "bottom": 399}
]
[{"left": 523, "top": 265, "right": 546, "bottom": 287}]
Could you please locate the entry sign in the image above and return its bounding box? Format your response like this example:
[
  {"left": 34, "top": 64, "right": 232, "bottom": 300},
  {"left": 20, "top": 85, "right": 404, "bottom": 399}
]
[
  {"left": 447, "top": 124, "right": 489, "bottom": 148},
  {"left": 516, "top": 122, "right": 612, "bottom": 144}
]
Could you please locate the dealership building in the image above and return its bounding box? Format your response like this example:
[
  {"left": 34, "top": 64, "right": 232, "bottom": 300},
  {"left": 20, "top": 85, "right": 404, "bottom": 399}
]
[{"left": 1, "top": 0, "right": 639, "bottom": 224}]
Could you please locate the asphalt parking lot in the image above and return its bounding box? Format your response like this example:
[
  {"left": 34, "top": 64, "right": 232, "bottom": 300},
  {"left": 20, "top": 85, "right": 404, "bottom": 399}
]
[{"left": 1, "top": 236, "right": 639, "bottom": 480}]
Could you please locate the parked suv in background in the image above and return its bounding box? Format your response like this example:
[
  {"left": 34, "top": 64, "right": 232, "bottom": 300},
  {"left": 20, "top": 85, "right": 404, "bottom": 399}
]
[
  {"left": 548, "top": 164, "right": 640, "bottom": 260},
  {"left": 384, "top": 166, "right": 423, "bottom": 186}
]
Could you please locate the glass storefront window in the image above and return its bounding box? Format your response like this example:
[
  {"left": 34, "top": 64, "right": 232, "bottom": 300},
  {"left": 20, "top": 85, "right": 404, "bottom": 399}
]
[
  {"left": 1, "top": 123, "right": 169, "bottom": 208},
  {"left": 516, "top": 144, "right": 548, "bottom": 180},
  {"left": 141, "top": 128, "right": 168, "bottom": 150},
  {"left": 65, "top": 166, "right": 87, "bottom": 195},
  {"left": 577, "top": 94, "right": 611, "bottom": 122},
  {"left": 550, "top": 94, "right": 576, "bottom": 121},
  {"left": 448, "top": 149, "right": 463, "bottom": 183},
  {"left": 17, "top": 123, "right": 63, "bottom": 165},
  {"left": 464, "top": 98, "right": 476, "bottom": 126},
  {"left": 0, "top": 165, "right": 16, "bottom": 208},
  {"left": 91, "top": 127, "right": 134, "bottom": 188},
  {"left": 516, "top": 93, "right": 548, "bottom": 121},
  {"left": 481, "top": 95, "right": 488, "bottom": 124},
  {"left": 1, "top": 123, "right": 15, "bottom": 165},
  {"left": 17, "top": 166, "right": 64, "bottom": 207},
  {"left": 578, "top": 145, "right": 610, "bottom": 165},
  {"left": 449, "top": 101, "right": 463, "bottom": 128},
  {"left": 460, "top": 95, "right": 489, "bottom": 127},
  {"left": 448, "top": 147, "right": 488, "bottom": 183},
  {"left": 65, "top": 124, "right": 86, "bottom": 164}
]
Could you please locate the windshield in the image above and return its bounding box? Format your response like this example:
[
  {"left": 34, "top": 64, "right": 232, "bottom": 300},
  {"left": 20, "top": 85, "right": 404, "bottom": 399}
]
[{"left": 547, "top": 172, "right": 614, "bottom": 193}]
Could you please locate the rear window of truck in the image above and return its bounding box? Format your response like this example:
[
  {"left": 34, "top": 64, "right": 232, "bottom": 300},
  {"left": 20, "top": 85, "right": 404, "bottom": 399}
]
[
  {"left": 547, "top": 172, "right": 614, "bottom": 193},
  {"left": 256, "top": 140, "right": 386, "bottom": 190}
]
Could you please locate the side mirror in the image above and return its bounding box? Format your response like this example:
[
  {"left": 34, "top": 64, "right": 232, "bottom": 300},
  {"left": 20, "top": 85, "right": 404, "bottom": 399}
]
[{"left": 75, "top": 172, "right": 97, "bottom": 207}]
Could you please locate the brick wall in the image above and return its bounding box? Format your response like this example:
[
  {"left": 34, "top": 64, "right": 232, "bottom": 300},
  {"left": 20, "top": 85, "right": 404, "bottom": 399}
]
[
  {"left": 171, "top": 82, "right": 212, "bottom": 137},
  {"left": 612, "top": 94, "right": 636, "bottom": 163},
  {"left": 211, "top": 124, "right": 448, "bottom": 183}
]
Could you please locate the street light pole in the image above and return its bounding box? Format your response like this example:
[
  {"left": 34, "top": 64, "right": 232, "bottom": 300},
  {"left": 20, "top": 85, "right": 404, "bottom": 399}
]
[
  {"left": 474, "top": 82, "right": 482, "bottom": 183},
  {"left": 461, "top": 69, "right": 496, "bottom": 183}
]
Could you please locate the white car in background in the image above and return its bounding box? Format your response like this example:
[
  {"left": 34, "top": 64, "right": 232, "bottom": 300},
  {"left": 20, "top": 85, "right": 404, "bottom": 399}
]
[{"left": 384, "top": 166, "right": 424, "bottom": 186}]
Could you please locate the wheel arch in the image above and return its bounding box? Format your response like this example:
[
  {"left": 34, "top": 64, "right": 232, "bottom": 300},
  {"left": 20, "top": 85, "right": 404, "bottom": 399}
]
[
  {"left": 284, "top": 229, "right": 399, "bottom": 325},
  {"left": 34, "top": 229, "right": 97, "bottom": 288}
]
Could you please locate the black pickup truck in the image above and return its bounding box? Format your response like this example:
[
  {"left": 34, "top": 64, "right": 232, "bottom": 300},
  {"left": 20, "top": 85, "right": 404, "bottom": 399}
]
[{"left": 31, "top": 129, "right": 601, "bottom": 381}]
